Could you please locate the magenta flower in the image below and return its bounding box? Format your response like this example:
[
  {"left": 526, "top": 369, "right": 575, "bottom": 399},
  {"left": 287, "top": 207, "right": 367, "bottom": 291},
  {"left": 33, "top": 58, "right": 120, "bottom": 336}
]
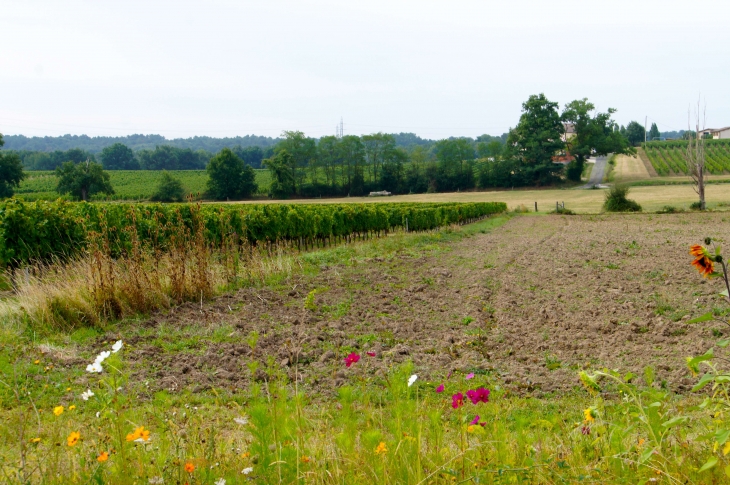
[
  {"left": 466, "top": 387, "right": 490, "bottom": 404},
  {"left": 470, "top": 415, "right": 480, "bottom": 425},
  {"left": 465, "top": 373, "right": 475, "bottom": 380},
  {"left": 581, "top": 426, "right": 591, "bottom": 435},
  {"left": 344, "top": 353, "right": 361, "bottom": 367},
  {"left": 451, "top": 393, "right": 464, "bottom": 409},
  {"left": 366, "top": 351, "right": 376, "bottom": 357},
  {"left": 436, "top": 383, "right": 444, "bottom": 393}
]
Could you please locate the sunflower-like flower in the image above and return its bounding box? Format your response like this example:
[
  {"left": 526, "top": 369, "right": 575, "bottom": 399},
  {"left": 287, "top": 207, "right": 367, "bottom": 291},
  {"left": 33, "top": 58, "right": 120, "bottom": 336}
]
[
  {"left": 689, "top": 244, "right": 707, "bottom": 257},
  {"left": 691, "top": 255, "right": 715, "bottom": 278}
]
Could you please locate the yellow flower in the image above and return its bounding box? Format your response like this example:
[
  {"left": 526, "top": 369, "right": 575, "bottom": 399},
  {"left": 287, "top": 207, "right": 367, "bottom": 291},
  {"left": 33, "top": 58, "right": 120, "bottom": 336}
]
[
  {"left": 374, "top": 442, "right": 388, "bottom": 455},
  {"left": 53, "top": 406, "right": 64, "bottom": 416},
  {"left": 97, "top": 451, "right": 109, "bottom": 462},
  {"left": 31, "top": 437, "right": 41, "bottom": 443},
  {"left": 638, "top": 438, "right": 645, "bottom": 448},
  {"left": 184, "top": 462, "right": 195, "bottom": 473},
  {"left": 34, "top": 359, "right": 40, "bottom": 364},
  {"left": 67, "top": 431, "right": 80, "bottom": 447},
  {"left": 68, "top": 405, "right": 76, "bottom": 411},
  {"left": 241, "top": 451, "right": 250, "bottom": 458},
  {"left": 301, "top": 455, "right": 310, "bottom": 463},
  {"left": 583, "top": 408, "right": 595, "bottom": 423},
  {"left": 125, "top": 426, "right": 150, "bottom": 442},
  {"left": 723, "top": 442, "right": 730, "bottom": 456},
  {"left": 467, "top": 425, "right": 477, "bottom": 433},
  {"left": 66, "top": 387, "right": 71, "bottom": 391}
]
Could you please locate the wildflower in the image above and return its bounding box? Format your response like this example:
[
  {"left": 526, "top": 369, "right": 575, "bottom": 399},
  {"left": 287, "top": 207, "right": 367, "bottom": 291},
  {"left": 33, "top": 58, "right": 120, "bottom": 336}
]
[
  {"left": 436, "top": 383, "right": 444, "bottom": 393},
  {"left": 184, "top": 462, "right": 195, "bottom": 473},
  {"left": 69, "top": 405, "right": 76, "bottom": 411},
  {"left": 470, "top": 415, "right": 480, "bottom": 425},
  {"left": 31, "top": 437, "right": 41, "bottom": 443},
  {"left": 97, "top": 451, "right": 109, "bottom": 462},
  {"left": 408, "top": 374, "right": 418, "bottom": 387},
  {"left": 112, "top": 340, "right": 124, "bottom": 353},
  {"left": 301, "top": 455, "right": 311, "bottom": 463},
  {"left": 215, "top": 479, "right": 226, "bottom": 485},
  {"left": 723, "top": 441, "right": 730, "bottom": 456},
  {"left": 66, "top": 387, "right": 71, "bottom": 391},
  {"left": 149, "top": 477, "right": 164, "bottom": 485},
  {"left": 374, "top": 442, "right": 388, "bottom": 455},
  {"left": 126, "top": 426, "right": 151, "bottom": 442},
  {"left": 95, "top": 351, "right": 111, "bottom": 364},
  {"left": 637, "top": 438, "right": 645, "bottom": 448},
  {"left": 234, "top": 417, "right": 248, "bottom": 425},
  {"left": 691, "top": 255, "right": 715, "bottom": 278},
  {"left": 53, "top": 406, "right": 64, "bottom": 416},
  {"left": 583, "top": 408, "right": 596, "bottom": 423},
  {"left": 241, "top": 451, "right": 250, "bottom": 458},
  {"left": 581, "top": 426, "right": 590, "bottom": 435},
  {"left": 67, "top": 431, "right": 80, "bottom": 447},
  {"left": 366, "top": 351, "right": 376, "bottom": 357},
  {"left": 466, "top": 388, "right": 490, "bottom": 404},
  {"left": 465, "top": 373, "right": 475, "bottom": 380},
  {"left": 344, "top": 353, "right": 360, "bottom": 367},
  {"left": 452, "top": 392, "right": 464, "bottom": 409},
  {"left": 242, "top": 467, "right": 253, "bottom": 475},
  {"left": 34, "top": 359, "right": 40, "bottom": 364},
  {"left": 86, "top": 362, "right": 103, "bottom": 373},
  {"left": 81, "top": 389, "right": 94, "bottom": 401}
]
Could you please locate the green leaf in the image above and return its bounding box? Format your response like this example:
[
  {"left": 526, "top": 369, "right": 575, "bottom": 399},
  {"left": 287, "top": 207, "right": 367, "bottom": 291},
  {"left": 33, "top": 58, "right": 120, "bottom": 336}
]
[
  {"left": 688, "top": 312, "right": 715, "bottom": 324},
  {"left": 693, "top": 373, "right": 716, "bottom": 392},
  {"left": 721, "top": 289, "right": 729, "bottom": 297},
  {"left": 699, "top": 456, "right": 718, "bottom": 473},
  {"left": 662, "top": 416, "right": 688, "bottom": 428},
  {"left": 639, "top": 448, "right": 655, "bottom": 464},
  {"left": 623, "top": 372, "right": 635, "bottom": 383},
  {"left": 715, "top": 429, "right": 730, "bottom": 445},
  {"left": 719, "top": 339, "right": 730, "bottom": 348}
]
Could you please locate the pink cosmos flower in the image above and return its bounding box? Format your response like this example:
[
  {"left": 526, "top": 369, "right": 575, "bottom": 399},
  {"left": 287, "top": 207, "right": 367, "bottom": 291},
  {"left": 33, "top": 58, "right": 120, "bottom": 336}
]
[
  {"left": 470, "top": 415, "right": 480, "bottom": 425},
  {"left": 451, "top": 393, "right": 464, "bottom": 409},
  {"left": 436, "top": 384, "right": 444, "bottom": 393},
  {"left": 466, "top": 388, "right": 490, "bottom": 404},
  {"left": 465, "top": 373, "right": 475, "bottom": 380},
  {"left": 344, "top": 353, "right": 361, "bottom": 367},
  {"left": 366, "top": 352, "right": 376, "bottom": 357}
]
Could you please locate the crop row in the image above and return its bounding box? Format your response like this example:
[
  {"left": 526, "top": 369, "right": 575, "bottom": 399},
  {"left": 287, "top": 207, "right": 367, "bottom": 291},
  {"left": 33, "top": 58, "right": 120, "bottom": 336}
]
[
  {"left": 0, "top": 199, "right": 506, "bottom": 267},
  {"left": 643, "top": 142, "right": 730, "bottom": 176}
]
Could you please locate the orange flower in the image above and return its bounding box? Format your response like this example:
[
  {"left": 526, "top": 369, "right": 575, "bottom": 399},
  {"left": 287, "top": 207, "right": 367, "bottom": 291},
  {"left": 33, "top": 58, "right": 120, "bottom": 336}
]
[
  {"left": 301, "top": 455, "right": 311, "bottom": 463},
  {"left": 690, "top": 244, "right": 707, "bottom": 257},
  {"left": 97, "top": 451, "right": 109, "bottom": 462},
  {"left": 184, "top": 462, "right": 195, "bottom": 473},
  {"left": 692, "top": 256, "right": 715, "bottom": 278},
  {"left": 67, "top": 431, "right": 80, "bottom": 447},
  {"left": 126, "top": 426, "right": 150, "bottom": 442},
  {"left": 374, "top": 442, "right": 388, "bottom": 455}
]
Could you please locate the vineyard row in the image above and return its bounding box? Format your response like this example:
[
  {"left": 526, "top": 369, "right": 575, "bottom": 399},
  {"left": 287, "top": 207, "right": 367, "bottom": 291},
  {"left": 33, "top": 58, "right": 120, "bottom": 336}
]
[{"left": 643, "top": 139, "right": 730, "bottom": 176}]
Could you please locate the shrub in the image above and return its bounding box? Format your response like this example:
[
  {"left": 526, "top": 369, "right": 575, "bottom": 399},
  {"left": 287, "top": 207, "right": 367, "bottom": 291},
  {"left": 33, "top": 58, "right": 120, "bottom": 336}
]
[
  {"left": 658, "top": 205, "right": 682, "bottom": 214},
  {"left": 551, "top": 207, "right": 575, "bottom": 215},
  {"left": 603, "top": 185, "right": 642, "bottom": 212},
  {"left": 150, "top": 171, "right": 186, "bottom": 202},
  {"left": 689, "top": 201, "right": 704, "bottom": 211}
]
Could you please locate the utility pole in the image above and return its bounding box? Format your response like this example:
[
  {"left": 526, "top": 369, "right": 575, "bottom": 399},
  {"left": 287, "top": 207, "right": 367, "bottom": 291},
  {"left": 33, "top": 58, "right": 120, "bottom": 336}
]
[{"left": 644, "top": 116, "right": 647, "bottom": 143}]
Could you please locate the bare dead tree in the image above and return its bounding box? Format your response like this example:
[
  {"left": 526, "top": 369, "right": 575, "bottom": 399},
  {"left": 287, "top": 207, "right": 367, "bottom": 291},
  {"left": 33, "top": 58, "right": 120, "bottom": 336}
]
[{"left": 687, "top": 98, "right": 706, "bottom": 210}]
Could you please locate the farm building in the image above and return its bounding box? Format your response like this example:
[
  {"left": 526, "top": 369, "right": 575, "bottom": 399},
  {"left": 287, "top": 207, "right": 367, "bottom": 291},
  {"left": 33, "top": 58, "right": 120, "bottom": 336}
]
[
  {"left": 700, "top": 127, "right": 730, "bottom": 139},
  {"left": 561, "top": 123, "right": 576, "bottom": 142}
]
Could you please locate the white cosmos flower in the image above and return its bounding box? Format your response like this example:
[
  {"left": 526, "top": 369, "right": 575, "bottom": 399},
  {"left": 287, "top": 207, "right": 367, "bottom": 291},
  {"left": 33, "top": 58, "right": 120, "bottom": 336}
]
[
  {"left": 81, "top": 389, "right": 94, "bottom": 401},
  {"left": 148, "top": 477, "right": 164, "bottom": 484},
  {"left": 242, "top": 467, "right": 253, "bottom": 475},
  {"left": 95, "top": 351, "right": 111, "bottom": 364},
  {"left": 112, "top": 340, "right": 123, "bottom": 353},
  {"left": 234, "top": 417, "right": 248, "bottom": 425},
  {"left": 408, "top": 374, "right": 418, "bottom": 387},
  {"left": 215, "top": 479, "right": 226, "bottom": 485},
  {"left": 86, "top": 362, "right": 103, "bottom": 373}
]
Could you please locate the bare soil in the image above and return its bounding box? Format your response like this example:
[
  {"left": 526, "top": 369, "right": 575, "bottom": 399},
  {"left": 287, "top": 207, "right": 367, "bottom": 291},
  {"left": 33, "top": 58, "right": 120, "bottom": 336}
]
[{"left": 87, "top": 213, "right": 728, "bottom": 397}]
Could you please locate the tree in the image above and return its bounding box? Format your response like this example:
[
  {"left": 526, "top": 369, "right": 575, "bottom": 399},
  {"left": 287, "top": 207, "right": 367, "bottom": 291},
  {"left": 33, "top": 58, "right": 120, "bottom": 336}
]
[
  {"left": 687, "top": 100, "right": 707, "bottom": 210},
  {"left": 434, "top": 138, "right": 476, "bottom": 190},
  {"left": 649, "top": 123, "right": 661, "bottom": 141},
  {"left": 150, "top": 171, "right": 186, "bottom": 202},
  {"left": 507, "top": 93, "right": 565, "bottom": 185},
  {"left": 55, "top": 160, "right": 114, "bottom": 201},
  {"left": 206, "top": 148, "right": 257, "bottom": 200},
  {"left": 0, "top": 134, "right": 26, "bottom": 198},
  {"left": 264, "top": 150, "right": 296, "bottom": 198},
  {"left": 625, "top": 121, "right": 646, "bottom": 146},
  {"left": 100, "top": 143, "right": 140, "bottom": 170},
  {"left": 561, "top": 99, "right": 634, "bottom": 181},
  {"left": 275, "top": 131, "right": 316, "bottom": 192}
]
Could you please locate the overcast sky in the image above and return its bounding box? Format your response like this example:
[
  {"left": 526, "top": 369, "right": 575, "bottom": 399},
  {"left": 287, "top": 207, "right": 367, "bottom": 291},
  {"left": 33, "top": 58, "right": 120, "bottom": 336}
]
[{"left": 2, "top": 0, "right": 729, "bottom": 140}]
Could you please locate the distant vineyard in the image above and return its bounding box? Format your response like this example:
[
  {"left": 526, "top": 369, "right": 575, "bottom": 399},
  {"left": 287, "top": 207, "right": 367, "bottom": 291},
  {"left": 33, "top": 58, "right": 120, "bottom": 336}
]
[
  {"left": 642, "top": 139, "right": 730, "bottom": 176},
  {"left": 15, "top": 170, "right": 272, "bottom": 201},
  {"left": 0, "top": 200, "right": 506, "bottom": 267}
]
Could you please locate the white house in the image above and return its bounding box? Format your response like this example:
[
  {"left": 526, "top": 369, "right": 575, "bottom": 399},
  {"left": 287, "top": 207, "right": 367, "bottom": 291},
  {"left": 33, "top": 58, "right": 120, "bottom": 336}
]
[{"left": 700, "top": 127, "right": 730, "bottom": 139}]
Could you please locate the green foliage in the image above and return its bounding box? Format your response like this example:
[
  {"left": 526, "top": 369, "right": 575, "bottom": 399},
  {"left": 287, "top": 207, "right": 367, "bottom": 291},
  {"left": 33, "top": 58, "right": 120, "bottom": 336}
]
[
  {"left": 625, "top": 121, "right": 646, "bottom": 146},
  {"left": 0, "top": 133, "right": 26, "bottom": 198},
  {"left": 149, "top": 171, "right": 186, "bottom": 202},
  {"left": 603, "top": 185, "right": 642, "bottom": 212},
  {"left": 643, "top": 139, "right": 730, "bottom": 175},
  {"left": 206, "top": 148, "right": 258, "bottom": 200},
  {"left": 0, "top": 200, "right": 507, "bottom": 267},
  {"left": 99, "top": 143, "right": 140, "bottom": 170},
  {"left": 55, "top": 160, "right": 114, "bottom": 201},
  {"left": 507, "top": 93, "right": 565, "bottom": 185},
  {"left": 649, "top": 122, "right": 661, "bottom": 141},
  {"left": 264, "top": 149, "right": 296, "bottom": 198}
]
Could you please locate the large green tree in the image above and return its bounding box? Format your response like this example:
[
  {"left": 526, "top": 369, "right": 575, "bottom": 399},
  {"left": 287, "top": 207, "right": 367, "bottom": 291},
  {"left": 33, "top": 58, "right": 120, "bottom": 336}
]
[
  {"left": 625, "top": 121, "right": 645, "bottom": 146},
  {"left": 433, "top": 138, "right": 476, "bottom": 190},
  {"left": 649, "top": 123, "right": 661, "bottom": 141},
  {"left": 263, "top": 149, "right": 296, "bottom": 198},
  {"left": 150, "top": 171, "right": 186, "bottom": 202},
  {"left": 275, "top": 131, "right": 317, "bottom": 192},
  {"left": 55, "top": 160, "right": 114, "bottom": 201},
  {"left": 507, "top": 93, "right": 565, "bottom": 185},
  {"left": 561, "top": 99, "right": 634, "bottom": 181},
  {"left": 206, "top": 148, "right": 257, "bottom": 200},
  {"left": 0, "top": 134, "right": 26, "bottom": 198},
  {"left": 100, "top": 143, "right": 140, "bottom": 170}
]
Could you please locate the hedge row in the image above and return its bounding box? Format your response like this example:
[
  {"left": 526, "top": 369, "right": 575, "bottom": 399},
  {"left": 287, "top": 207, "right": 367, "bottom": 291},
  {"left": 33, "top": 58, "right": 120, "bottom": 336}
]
[{"left": 0, "top": 199, "right": 507, "bottom": 267}]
